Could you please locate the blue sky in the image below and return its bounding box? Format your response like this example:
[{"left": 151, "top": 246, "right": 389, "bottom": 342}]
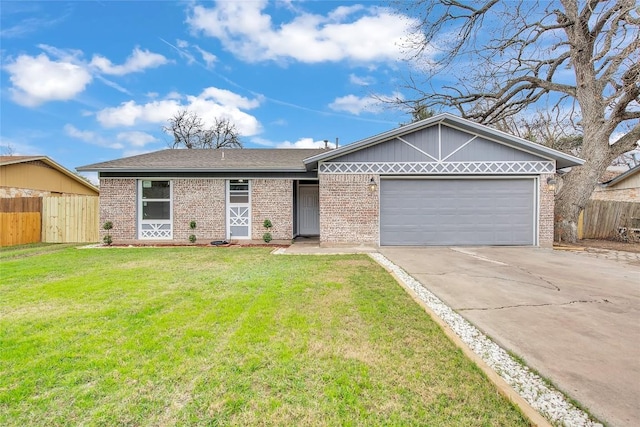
[{"left": 1, "top": 0, "right": 428, "bottom": 182}]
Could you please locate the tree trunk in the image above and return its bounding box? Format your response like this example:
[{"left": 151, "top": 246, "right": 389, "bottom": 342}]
[{"left": 554, "top": 129, "right": 613, "bottom": 243}]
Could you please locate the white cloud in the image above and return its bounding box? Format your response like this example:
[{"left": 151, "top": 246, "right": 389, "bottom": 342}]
[
  {"left": 165, "top": 91, "right": 182, "bottom": 100},
  {"left": 4, "top": 53, "right": 93, "bottom": 107},
  {"left": 37, "top": 44, "right": 84, "bottom": 62},
  {"left": 329, "top": 91, "right": 402, "bottom": 115},
  {"left": 95, "top": 87, "right": 262, "bottom": 136},
  {"left": 194, "top": 87, "right": 261, "bottom": 110},
  {"left": 250, "top": 136, "right": 335, "bottom": 149},
  {"left": 277, "top": 137, "right": 335, "bottom": 149},
  {"left": 3, "top": 45, "right": 171, "bottom": 107},
  {"left": 194, "top": 45, "right": 217, "bottom": 68},
  {"left": 96, "top": 100, "right": 179, "bottom": 128},
  {"left": 90, "top": 47, "right": 169, "bottom": 75},
  {"left": 64, "top": 124, "right": 124, "bottom": 149},
  {"left": 349, "top": 73, "right": 375, "bottom": 86},
  {"left": 117, "top": 131, "right": 157, "bottom": 147},
  {"left": 187, "top": 2, "right": 417, "bottom": 64},
  {"left": 329, "top": 94, "right": 381, "bottom": 115}
]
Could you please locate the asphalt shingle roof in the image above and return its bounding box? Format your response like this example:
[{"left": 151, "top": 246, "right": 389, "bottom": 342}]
[
  {"left": 77, "top": 148, "right": 329, "bottom": 172},
  {"left": 0, "top": 155, "right": 46, "bottom": 166}
]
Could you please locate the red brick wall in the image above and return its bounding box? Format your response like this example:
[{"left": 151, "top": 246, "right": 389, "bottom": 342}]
[
  {"left": 99, "top": 179, "right": 136, "bottom": 241},
  {"left": 539, "top": 173, "right": 555, "bottom": 247},
  {"left": 319, "top": 174, "right": 379, "bottom": 245},
  {"left": 173, "top": 179, "right": 226, "bottom": 242},
  {"left": 251, "top": 179, "right": 293, "bottom": 240}
]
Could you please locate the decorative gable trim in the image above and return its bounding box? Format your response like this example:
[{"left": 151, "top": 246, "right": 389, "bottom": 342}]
[{"left": 319, "top": 160, "right": 555, "bottom": 175}]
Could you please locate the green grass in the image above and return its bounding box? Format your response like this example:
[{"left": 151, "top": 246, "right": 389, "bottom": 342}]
[{"left": 0, "top": 245, "right": 531, "bottom": 426}]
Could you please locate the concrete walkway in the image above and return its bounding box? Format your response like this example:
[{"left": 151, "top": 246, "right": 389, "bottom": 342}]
[{"left": 379, "top": 246, "right": 640, "bottom": 427}]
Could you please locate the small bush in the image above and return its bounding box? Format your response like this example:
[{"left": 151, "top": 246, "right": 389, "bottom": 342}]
[
  {"left": 189, "top": 234, "right": 197, "bottom": 243},
  {"left": 102, "top": 221, "right": 113, "bottom": 246},
  {"left": 263, "top": 219, "right": 272, "bottom": 229},
  {"left": 189, "top": 221, "right": 197, "bottom": 230},
  {"left": 262, "top": 232, "right": 272, "bottom": 243}
]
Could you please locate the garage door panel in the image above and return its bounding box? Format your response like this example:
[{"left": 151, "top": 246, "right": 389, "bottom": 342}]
[{"left": 380, "top": 179, "right": 535, "bottom": 246}]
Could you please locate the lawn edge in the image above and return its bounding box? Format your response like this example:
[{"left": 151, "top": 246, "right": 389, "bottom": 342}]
[{"left": 369, "top": 253, "right": 552, "bottom": 427}]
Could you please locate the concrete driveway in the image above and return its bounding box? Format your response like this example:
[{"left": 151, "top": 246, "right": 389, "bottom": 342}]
[{"left": 378, "top": 246, "right": 640, "bottom": 427}]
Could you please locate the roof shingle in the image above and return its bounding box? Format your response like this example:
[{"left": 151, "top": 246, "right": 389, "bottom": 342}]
[{"left": 77, "top": 148, "right": 329, "bottom": 172}]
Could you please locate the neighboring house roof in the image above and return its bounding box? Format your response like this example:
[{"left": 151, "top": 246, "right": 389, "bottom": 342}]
[
  {"left": 602, "top": 163, "right": 640, "bottom": 188},
  {"left": 303, "top": 113, "right": 584, "bottom": 170},
  {"left": 77, "top": 148, "right": 329, "bottom": 172},
  {"left": 0, "top": 155, "right": 99, "bottom": 193}
]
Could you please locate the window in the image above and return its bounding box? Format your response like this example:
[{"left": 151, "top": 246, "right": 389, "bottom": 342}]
[
  {"left": 139, "top": 180, "right": 172, "bottom": 239},
  {"left": 142, "top": 181, "right": 170, "bottom": 220},
  {"left": 229, "top": 180, "right": 249, "bottom": 203}
]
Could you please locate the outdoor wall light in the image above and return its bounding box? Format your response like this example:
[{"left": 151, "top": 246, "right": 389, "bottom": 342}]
[
  {"left": 546, "top": 177, "right": 557, "bottom": 192},
  {"left": 369, "top": 177, "right": 378, "bottom": 192}
]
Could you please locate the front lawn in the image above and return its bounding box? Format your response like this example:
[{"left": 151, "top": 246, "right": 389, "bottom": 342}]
[{"left": 0, "top": 246, "right": 530, "bottom": 426}]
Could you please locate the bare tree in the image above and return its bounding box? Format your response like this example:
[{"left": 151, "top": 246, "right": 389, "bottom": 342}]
[
  {"left": 396, "top": 0, "right": 640, "bottom": 242},
  {"left": 612, "top": 150, "right": 640, "bottom": 168},
  {"left": 1, "top": 143, "right": 15, "bottom": 156},
  {"left": 163, "top": 109, "right": 242, "bottom": 149},
  {"left": 494, "top": 110, "right": 583, "bottom": 156}
]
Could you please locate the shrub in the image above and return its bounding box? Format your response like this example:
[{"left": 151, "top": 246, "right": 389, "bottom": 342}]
[
  {"left": 102, "top": 221, "right": 113, "bottom": 246},
  {"left": 262, "top": 232, "right": 272, "bottom": 243}
]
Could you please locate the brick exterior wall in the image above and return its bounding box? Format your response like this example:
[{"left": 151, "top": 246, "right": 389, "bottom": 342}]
[
  {"left": 0, "top": 187, "right": 51, "bottom": 198},
  {"left": 590, "top": 187, "right": 639, "bottom": 202},
  {"left": 173, "top": 179, "right": 226, "bottom": 242},
  {"left": 99, "top": 179, "right": 137, "bottom": 241},
  {"left": 539, "top": 173, "right": 555, "bottom": 247},
  {"left": 319, "top": 174, "right": 379, "bottom": 246},
  {"left": 99, "top": 178, "right": 292, "bottom": 243},
  {"left": 251, "top": 179, "right": 293, "bottom": 240}
]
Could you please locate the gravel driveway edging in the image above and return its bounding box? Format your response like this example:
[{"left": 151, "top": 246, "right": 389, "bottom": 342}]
[{"left": 370, "top": 253, "right": 603, "bottom": 427}]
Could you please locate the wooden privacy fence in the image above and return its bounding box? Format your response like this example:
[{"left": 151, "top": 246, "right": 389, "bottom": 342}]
[
  {"left": 42, "top": 195, "right": 99, "bottom": 243},
  {"left": 578, "top": 200, "right": 640, "bottom": 240},
  {"left": 0, "top": 195, "right": 99, "bottom": 246},
  {"left": 0, "top": 197, "right": 42, "bottom": 246}
]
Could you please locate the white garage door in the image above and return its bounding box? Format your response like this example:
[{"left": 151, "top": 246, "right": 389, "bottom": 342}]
[{"left": 380, "top": 178, "right": 536, "bottom": 246}]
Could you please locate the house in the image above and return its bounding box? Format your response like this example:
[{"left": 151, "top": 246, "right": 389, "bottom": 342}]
[
  {"left": 591, "top": 163, "right": 640, "bottom": 202},
  {"left": 78, "top": 114, "right": 583, "bottom": 247},
  {"left": 1, "top": 156, "right": 99, "bottom": 197}
]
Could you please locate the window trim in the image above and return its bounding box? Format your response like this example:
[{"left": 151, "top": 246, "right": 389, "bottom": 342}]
[{"left": 138, "top": 179, "right": 173, "bottom": 240}]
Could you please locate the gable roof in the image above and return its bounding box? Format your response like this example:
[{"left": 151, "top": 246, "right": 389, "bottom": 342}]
[
  {"left": 602, "top": 164, "right": 640, "bottom": 187},
  {"left": 303, "top": 113, "right": 584, "bottom": 170},
  {"left": 77, "top": 148, "right": 329, "bottom": 172},
  {"left": 1, "top": 155, "right": 99, "bottom": 193}
]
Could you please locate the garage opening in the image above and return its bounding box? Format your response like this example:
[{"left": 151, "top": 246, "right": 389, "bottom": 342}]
[{"left": 380, "top": 178, "right": 536, "bottom": 246}]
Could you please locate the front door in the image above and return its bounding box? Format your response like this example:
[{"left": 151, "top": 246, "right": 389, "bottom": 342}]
[
  {"left": 227, "top": 180, "right": 250, "bottom": 239},
  {"left": 298, "top": 185, "right": 320, "bottom": 235}
]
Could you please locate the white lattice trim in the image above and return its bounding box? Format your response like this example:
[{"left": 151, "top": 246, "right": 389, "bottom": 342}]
[
  {"left": 319, "top": 161, "right": 554, "bottom": 174},
  {"left": 140, "top": 223, "right": 172, "bottom": 239},
  {"left": 229, "top": 207, "right": 249, "bottom": 226}
]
